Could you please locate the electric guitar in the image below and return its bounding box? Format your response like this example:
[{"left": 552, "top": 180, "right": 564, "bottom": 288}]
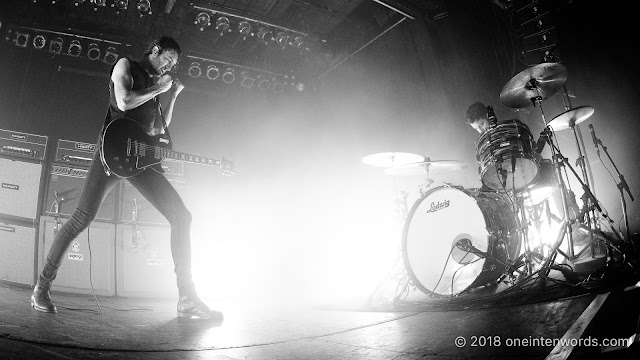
[{"left": 100, "top": 117, "right": 234, "bottom": 178}]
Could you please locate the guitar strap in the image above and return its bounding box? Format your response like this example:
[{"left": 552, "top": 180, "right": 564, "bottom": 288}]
[{"left": 157, "top": 102, "right": 172, "bottom": 142}]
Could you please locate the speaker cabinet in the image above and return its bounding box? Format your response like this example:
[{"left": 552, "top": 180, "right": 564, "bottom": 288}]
[
  {"left": 0, "top": 220, "right": 37, "bottom": 285},
  {"left": 38, "top": 216, "right": 115, "bottom": 296},
  {"left": 0, "top": 158, "right": 43, "bottom": 220},
  {"left": 43, "top": 164, "right": 116, "bottom": 221},
  {"left": 119, "top": 177, "right": 188, "bottom": 225},
  {"left": 116, "top": 224, "right": 177, "bottom": 298}
]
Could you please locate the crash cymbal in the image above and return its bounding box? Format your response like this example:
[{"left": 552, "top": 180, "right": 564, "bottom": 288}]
[
  {"left": 500, "top": 63, "right": 567, "bottom": 108},
  {"left": 361, "top": 152, "right": 425, "bottom": 167},
  {"left": 384, "top": 160, "right": 469, "bottom": 176},
  {"left": 547, "top": 106, "right": 594, "bottom": 131}
]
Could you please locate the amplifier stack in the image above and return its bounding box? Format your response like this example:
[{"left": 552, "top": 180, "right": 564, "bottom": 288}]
[{"left": 0, "top": 129, "right": 48, "bottom": 286}]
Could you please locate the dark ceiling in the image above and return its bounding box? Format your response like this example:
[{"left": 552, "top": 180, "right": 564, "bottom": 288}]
[{"left": 0, "top": 0, "right": 447, "bottom": 87}]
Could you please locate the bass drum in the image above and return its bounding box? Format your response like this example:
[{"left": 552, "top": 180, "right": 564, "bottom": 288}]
[{"left": 402, "top": 186, "right": 520, "bottom": 296}]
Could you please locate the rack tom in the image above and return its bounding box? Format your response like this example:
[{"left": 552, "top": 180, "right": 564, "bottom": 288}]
[{"left": 476, "top": 120, "right": 539, "bottom": 191}]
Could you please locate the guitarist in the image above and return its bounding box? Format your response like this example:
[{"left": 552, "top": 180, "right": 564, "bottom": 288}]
[{"left": 31, "top": 36, "right": 222, "bottom": 319}]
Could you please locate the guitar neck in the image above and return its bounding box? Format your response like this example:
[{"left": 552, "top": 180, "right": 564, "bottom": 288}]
[{"left": 150, "top": 145, "right": 222, "bottom": 168}]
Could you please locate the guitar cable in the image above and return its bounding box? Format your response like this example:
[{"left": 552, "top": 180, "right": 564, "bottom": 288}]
[{"left": 86, "top": 227, "right": 104, "bottom": 316}]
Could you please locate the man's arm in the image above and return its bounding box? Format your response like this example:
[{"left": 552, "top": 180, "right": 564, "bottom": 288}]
[
  {"left": 112, "top": 57, "right": 173, "bottom": 111},
  {"left": 161, "top": 79, "right": 185, "bottom": 128}
]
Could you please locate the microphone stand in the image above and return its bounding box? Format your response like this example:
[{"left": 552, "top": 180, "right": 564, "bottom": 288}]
[{"left": 595, "top": 135, "right": 634, "bottom": 242}]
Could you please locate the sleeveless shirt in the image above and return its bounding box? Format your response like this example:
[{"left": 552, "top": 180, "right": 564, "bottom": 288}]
[{"left": 106, "top": 57, "right": 162, "bottom": 135}]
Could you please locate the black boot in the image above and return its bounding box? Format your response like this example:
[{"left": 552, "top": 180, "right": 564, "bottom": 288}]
[
  {"left": 177, "top": 295, "right": 223, "bottom": 319},
  {"left": 30, "top": 280, "right": 57, "bottom": 313}
]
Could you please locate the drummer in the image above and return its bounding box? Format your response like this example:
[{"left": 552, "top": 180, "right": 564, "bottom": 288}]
[{"left": 465, "top": 101, "right": 502, "bottom": 134}]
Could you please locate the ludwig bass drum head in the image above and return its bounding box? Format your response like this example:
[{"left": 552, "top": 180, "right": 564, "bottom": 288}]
[{"left": 402, "top": 187, "right": 490, "bottom": 296}]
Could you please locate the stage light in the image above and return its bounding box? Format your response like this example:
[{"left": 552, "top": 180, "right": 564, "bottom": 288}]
[
  {"left": 256, "top": 26, "right": 273, "bottom": 44},
  {"left": 240, "top": 71, "right": 255, "bottom": 88},
  {"left": 32, "top": 34, "right": 46, "bottom": 50},
  {"left": 238, "top": 21, "right": 251, "bottom": 39},
  {"left": 215, "top": 16, "right": 230, "bottom": 33},
  {"left": 206, "top": 64, "right": 219, "bottom": 80},
  {"left": 222, "top": 67, "right": 235, "bottom": 84},
  {"left": 114, "top": 0, "right": 128, "bottom": 12},
  {"left": 92, "top": 0, "right": 106, "bottom": 7},
  {"left": 295, "top": 82, "right": 305, "bottom": 92},
  {"left": 188, "top": 62, "right": 202, "bottom": 78},
  {"left": 272, "top": 78, "right": 284, "bottom": 93},
  {"left": 73, "top": 0, "right": 86, "bottom": 5},
  {"left": 48, "top": 37, "right": 63, "bottom": 54},
  {"left": 67, "top": 39, "right": 82, "bottom": 57},
  {"left": 14, "top": 32, "right": 30, "bottom": 48},
  {"left": 275, "top": 31, "right": 289, "bottom": 48},
  {"left": 137, "top": 0, "right": 151, "bottom": 16},
  {"left": 291, "top": 36, "right": 304, "bottom": 48},
  {"left": 257, "top": 75, "right": 270, "bottom": 91},
  {"left": 103, "top": 46, "right": 119, "bottom": 64},
  {"left": 87, "top": 42, "right": 101, "bottom": 60},
  {"left": 195, "top": 12, "right": 211, "bottom": 31}
]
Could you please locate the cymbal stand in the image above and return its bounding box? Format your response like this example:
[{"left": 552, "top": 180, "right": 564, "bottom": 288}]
[
  {"left": 541, "top": 139, "right": 627, "bottom": 274},
  {"left": 530, "top": 94, "right": 577, "bottom": 259},
  {"left": 559, "top": 85, "right": 597, "bottom": 202},
  {"left": 594, "top": 131, "right": 635, "bottom": 242},
  {"left": 566, "top": 118, "right": 600, "bottom": 258}
]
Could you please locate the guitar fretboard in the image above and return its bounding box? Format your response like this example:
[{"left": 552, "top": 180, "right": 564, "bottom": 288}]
[{"left": 135, "top": 141, "right": 222, "bottom": 167}]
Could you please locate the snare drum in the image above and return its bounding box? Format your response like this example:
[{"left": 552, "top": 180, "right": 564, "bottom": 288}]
[
  {"left": 476, "top": 120, "right": 539, "bottom": 191},
  {"left": 402, "top": 186, "right": 520, "bottom": 296}
]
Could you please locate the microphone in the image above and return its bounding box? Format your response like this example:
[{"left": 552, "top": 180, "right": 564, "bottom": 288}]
[
  {"left": 486, "top": 106, "right": 497, "bottom": 128},
  {"left": 455, "top": 239, "right": 487, "bottom": 258},
  {"left": 589, "top": 124, "right": 600, "bottom": 156},
  {"left": 535, "top": 127, "right": 550, "bottom": 154}
]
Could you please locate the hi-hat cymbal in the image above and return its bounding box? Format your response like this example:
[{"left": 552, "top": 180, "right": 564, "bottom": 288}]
[
  {"left": 384, "top": 160, "right": 469, "bottom": 176},
  {"left": 547, "top": 106, "right": 594, "bottom": 131},
  {"left": 500, "top": 63, "right": 567, "bottom": 108},
  {"left": 361, "top": 152, "right": 425, "bottom": 167}
]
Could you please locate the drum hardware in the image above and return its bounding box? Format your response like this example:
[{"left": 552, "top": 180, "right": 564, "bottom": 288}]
[
  {"left": 384, "top": 159, "right": 470, "bottom": 177},
  {"left": 549, "top": 104, "right": 598, "bottom": 235},
  {"left": 361, "top": 152, "right": 425, "bottom": 168},
  {"left": 538, "top": 138, "right": 628, "bottom": 278},
  {"left": 590, "top": 124, "right": 635, "bottom": 243}
]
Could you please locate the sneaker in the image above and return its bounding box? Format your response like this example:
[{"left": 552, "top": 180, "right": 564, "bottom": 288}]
[{"left": 177, "top": 296, "right": 223, "bottom": 320}]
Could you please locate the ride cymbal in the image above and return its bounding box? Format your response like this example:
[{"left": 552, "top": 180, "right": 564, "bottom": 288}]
[
  {"left": 361, "top": 152, "right": 425, "bottom": 167},
  {"left": 500, "top": 63, "right": 567, "bottom": 108},
  {"left": 547, "top": 106, "right": 594, "bottom": 131}
]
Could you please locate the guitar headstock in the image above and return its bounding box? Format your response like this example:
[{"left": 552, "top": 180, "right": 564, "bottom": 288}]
[{"left": 221, "top": 157, "right": 234, "bottom": 176}]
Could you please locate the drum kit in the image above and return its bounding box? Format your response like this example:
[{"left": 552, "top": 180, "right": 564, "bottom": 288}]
[{"left": 363, "top": 63, "right": 635, "bottom": 299}]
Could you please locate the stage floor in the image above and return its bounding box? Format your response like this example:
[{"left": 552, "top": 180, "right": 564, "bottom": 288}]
[{"left": 1, "top": 273, "right": 640, "bottom": 360}]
